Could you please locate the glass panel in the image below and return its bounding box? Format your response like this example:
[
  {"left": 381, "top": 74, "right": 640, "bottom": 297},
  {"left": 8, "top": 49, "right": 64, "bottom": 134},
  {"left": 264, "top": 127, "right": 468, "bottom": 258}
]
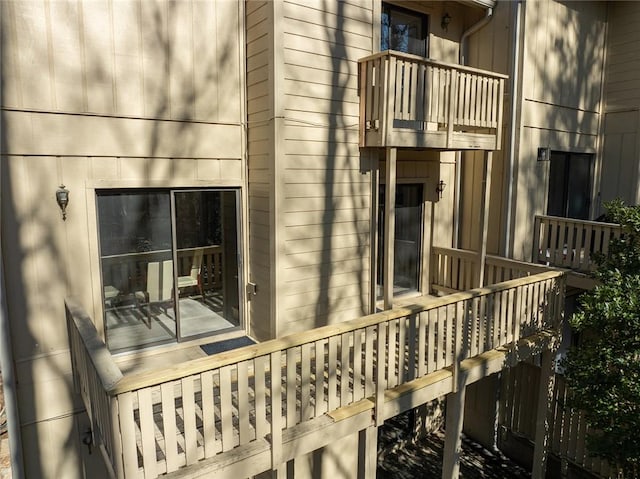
[
  {"left": 381, "top": 5, "right": 427, "bottom": 57},
  {"left": 174, "top": 190, "right": 240, "bottom": 339},
  {"left": 566, "top": 154, "right": 592, "bottom": 220},
  {"left": 377, "top": 184, "right": 424, "bottom": 299},
  {"left": 98, "top": 191, "right": 176, "bottom": 352}
]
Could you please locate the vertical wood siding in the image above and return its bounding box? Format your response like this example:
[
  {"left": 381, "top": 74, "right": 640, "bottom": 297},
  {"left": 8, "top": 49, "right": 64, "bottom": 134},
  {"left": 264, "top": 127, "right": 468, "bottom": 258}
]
[{"left": 604, "top": 3, "right": 640, "bottom": 110}]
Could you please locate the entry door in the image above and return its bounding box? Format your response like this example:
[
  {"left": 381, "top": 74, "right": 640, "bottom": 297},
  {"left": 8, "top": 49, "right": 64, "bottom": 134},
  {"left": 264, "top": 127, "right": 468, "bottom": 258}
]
[
  {"left": 377, "top": 184, "right": 424, "bottom": 297},
  {"left": 547, "top": 152, "right": 593, "bottom": 219}
]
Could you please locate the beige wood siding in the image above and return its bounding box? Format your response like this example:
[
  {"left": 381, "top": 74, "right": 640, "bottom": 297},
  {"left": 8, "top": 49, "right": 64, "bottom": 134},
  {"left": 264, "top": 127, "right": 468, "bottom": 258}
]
[
  {"left": 604, "top": 2, "right": 640, "bottom": 111},
  {"left": 511, "top": 0, "right": 607, "bottom": 260},
  {"left": 1, "top": 1, "right": 245, "bottom": 477},
  {"left": 278, "top": 0, "right": 373, "bottom": 329},
  {"left": 601, "top": 111, "right": 640, "bottom": 207},
  {"left": 247, "top": 1, "right": 275, "bottom": 341},
  {"left": 461, "top": 2, "right": 513, "bottom": 256},
  {"left": 601, "top": 2, "right": 640, "bottom": 208}
]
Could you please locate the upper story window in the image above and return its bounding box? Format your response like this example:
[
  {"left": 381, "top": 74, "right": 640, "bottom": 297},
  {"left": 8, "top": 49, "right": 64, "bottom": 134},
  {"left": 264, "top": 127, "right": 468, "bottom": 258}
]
[{"left": 381, "top": 3, "right": 428, "bottom": 57}]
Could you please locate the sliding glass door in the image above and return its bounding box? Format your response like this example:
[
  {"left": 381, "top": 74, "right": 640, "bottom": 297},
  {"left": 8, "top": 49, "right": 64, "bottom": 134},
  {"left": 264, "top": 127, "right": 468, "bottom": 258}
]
[{"left": 97, "top": 188, "right": 241, "bottom": 352}]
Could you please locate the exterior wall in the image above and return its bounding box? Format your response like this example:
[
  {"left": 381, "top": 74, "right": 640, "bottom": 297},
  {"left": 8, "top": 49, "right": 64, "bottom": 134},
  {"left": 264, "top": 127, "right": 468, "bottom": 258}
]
[
  {"left": 277, "top": 0, "right": 374, "bottom": 334},
  {"left": 246, "top": 1, "right": 276, "bottom": 341},
  {"left": 600, "top": 2, "right": 640, "bottom": 208},
  {"left": 462, "top": 2, "right": 514, "bottom": 254},
  {"left": 464, "top": 0, "right": 608, "bottom": 260},
  {"left": 0, "top": 1, "right": 245, "bottom": 477},
  {"left": 512, "top": 0, "right": 607, "bottom": 260}
]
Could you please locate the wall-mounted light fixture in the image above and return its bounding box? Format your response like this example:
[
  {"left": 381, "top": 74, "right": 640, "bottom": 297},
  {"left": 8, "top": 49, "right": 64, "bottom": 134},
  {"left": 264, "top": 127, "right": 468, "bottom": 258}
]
[
  {"left": 436, "top": 179, "right": 447, "bottom": 199},
  {"left": 56, "top": 184, "right": 69, "bottom": 220},
  {"left": 537, "top": 147, "right": 551, "bottom": 162},
  {"left": 441, "top": 12, "right": 451, "bottom": 32}
]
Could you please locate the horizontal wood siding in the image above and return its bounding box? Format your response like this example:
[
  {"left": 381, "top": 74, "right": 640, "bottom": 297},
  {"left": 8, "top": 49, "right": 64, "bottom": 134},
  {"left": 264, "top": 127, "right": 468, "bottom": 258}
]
[
  {"left": 604, "top": 2, "right": 640, "bottom": 111},
  {"left": 247, "top": 1, "right": 274, "bottom": 341},
  {"left": 279, "top": 0, "right": 373, "bottom": 329}
]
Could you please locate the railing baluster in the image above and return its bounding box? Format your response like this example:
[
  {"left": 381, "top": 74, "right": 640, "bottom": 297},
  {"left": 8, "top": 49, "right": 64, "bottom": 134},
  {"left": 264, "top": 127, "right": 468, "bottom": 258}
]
[
  {"left": 219, "top": 366, "right": 234, "bottom": 452},
  {"left": 254, "top": 356, "right": 268, "bottom": 439},
  {"left": 286, "top": 348, "right": 298, "bottom": 428},
  {"left": 300, "top": 343, "right": 312, "bottom": 421},
  {"left": 352, "top": 329, "right": 364, "bottom": 401},
  {"left": 200, "top": 371, "right": 217, "bottom": 458},
  {"left": 340, "top": 332, "right": 351, "bottom": 406},
  {"left": 314, "top": 339, "right": 326, "bottom": 416},
  {"left": 238, "top": 361, "right": 251, "bottom": 444},
  {"left": 181, "top": 377, "right": 198, "bottom": 465}
]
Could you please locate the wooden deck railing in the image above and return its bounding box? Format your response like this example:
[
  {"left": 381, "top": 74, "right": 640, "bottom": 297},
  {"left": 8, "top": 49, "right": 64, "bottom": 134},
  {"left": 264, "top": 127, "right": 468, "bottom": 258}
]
[
  {"left": 501, "top": 363, "right": 614, "bottom": 478},
  {"left": 431, "top": 246, "right": 556, "bottom": 294},
  {"left": 359, "top": 51, "right": 506, "bottom": 149},
  {"left": 67, "top": 269, "right": 565, "bottom": 478},
  {"left": 533, "top": 215, "right": 622, "bottom": 273}
]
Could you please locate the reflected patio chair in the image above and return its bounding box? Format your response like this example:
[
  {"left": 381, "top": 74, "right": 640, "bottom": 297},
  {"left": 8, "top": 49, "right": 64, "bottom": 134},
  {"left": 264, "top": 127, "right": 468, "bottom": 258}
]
[
  {"left": 178, "top": 249, "right": 204, "bottom": 300},
  {"left": 103, "top": 285, "right": 120, "bottom": 309},
  {"left": 135, "top": 260, "right": 173, "bottom": 327}
]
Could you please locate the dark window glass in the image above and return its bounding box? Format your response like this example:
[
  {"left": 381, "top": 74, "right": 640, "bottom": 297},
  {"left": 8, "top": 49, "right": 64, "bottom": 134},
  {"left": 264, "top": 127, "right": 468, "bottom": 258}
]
[
  {"left": 381, "top": 4, "right": 428, "bottom": 57},
  {"left": 547, "top": 152, "right": 592, "bottom": 219}
]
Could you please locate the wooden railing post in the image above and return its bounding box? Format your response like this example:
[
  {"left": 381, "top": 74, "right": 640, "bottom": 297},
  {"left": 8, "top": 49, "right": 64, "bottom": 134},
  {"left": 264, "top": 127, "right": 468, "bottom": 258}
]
[
  {"left": 270, "top": 351, "right": 283, "bottom": 469},
  {"left": 375, "top": 321, "right": 387, "bottom": 426},
  {"left": 446, "top": 67, "right": 458, "bottom": 149}
]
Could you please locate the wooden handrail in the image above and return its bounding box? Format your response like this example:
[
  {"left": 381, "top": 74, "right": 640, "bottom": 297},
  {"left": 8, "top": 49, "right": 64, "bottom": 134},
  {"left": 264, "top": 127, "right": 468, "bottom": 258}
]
[
  {"left": 534, "top": 214, "right": 620, "bottom": 229},
  {"left": 358, "top": 50, "right": 508, "bottom": 79}
]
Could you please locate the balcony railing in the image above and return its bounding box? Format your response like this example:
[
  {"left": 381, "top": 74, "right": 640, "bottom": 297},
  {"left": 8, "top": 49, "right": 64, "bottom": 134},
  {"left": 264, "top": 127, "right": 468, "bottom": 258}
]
[
  {"left": 67, "top": 268, "right": 565, "bottom": 479},
  {"left": 533, "top": 215, "right": 622, "bottom": 274},
  {"left": 359, "top": 51, "right": 507, "bottom": 150},
  {"left": 431, "top": 246, "right": 555, "bottom": 294}
]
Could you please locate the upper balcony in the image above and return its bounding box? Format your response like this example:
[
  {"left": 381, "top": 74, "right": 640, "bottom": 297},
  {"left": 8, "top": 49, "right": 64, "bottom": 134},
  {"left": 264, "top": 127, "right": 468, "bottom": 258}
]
[{"left": 358, "top": 51, "right": 507, "bottom": 151}]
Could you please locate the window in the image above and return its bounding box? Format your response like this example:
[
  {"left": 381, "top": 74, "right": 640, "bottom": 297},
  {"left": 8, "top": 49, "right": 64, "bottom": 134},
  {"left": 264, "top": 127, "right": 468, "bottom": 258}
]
[
  {"left": 377, "top": 184, "right": 424, "bottom": 298},
  {"left": 97, "top": 189, "right": 241, "bottom": 352},
  {"left": 547, "top": 152, "right": 593, "bottom": 219},
  {"left": 381, "top": 3, "right": 428, "bottom": 57}
]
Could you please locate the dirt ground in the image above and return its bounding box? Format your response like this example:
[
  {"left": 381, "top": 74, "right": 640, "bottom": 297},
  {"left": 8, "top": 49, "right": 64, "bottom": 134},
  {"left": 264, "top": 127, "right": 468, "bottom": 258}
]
[{"left": 378, "top": 412, "right": 531, "bottom": 479}]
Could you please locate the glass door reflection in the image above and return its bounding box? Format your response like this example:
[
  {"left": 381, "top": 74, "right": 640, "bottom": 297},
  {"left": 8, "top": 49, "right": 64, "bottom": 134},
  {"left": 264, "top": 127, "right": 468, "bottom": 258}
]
[
  {"left": 174, "top": 190, "right": 240, "bottom": 340},
  {"left": 98, "top": 191, "right": 176, "bottom": 352}
]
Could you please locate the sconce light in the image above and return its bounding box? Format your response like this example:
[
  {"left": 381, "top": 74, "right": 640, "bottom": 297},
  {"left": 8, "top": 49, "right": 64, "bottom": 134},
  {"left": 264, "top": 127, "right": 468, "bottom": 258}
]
[
  {"left": 56, "top": 184, "right": 69, "bottom": 220},
  {"left": 441, "top": 12, "right": 451, "bottom": 32},
  {"left": 436, "top": 179, "right": 446, "bottom": 199},
  {"left": 537, "top": 147, "right": 550, "bottom": 162}
]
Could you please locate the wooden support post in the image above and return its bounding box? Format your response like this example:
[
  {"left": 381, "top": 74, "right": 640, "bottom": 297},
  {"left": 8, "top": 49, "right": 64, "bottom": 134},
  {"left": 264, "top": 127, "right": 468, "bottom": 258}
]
[
  {"left": 532, "top": 349, "right": 556, "bottom": 479},
  {"left": 477, "top": 151, "right": 493, "bottom": 288},
  {"left": 384, "top": 147, "right": 397, "bottom": 310},
  {"left": 358, "top": 426, "right": 378, "bottom": 479},
  {"left": 370, "top": 150, "right": 380, "bottom": 314},
  {"left": 442, "top": 382, "right": 466, "bottom": 479}
]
